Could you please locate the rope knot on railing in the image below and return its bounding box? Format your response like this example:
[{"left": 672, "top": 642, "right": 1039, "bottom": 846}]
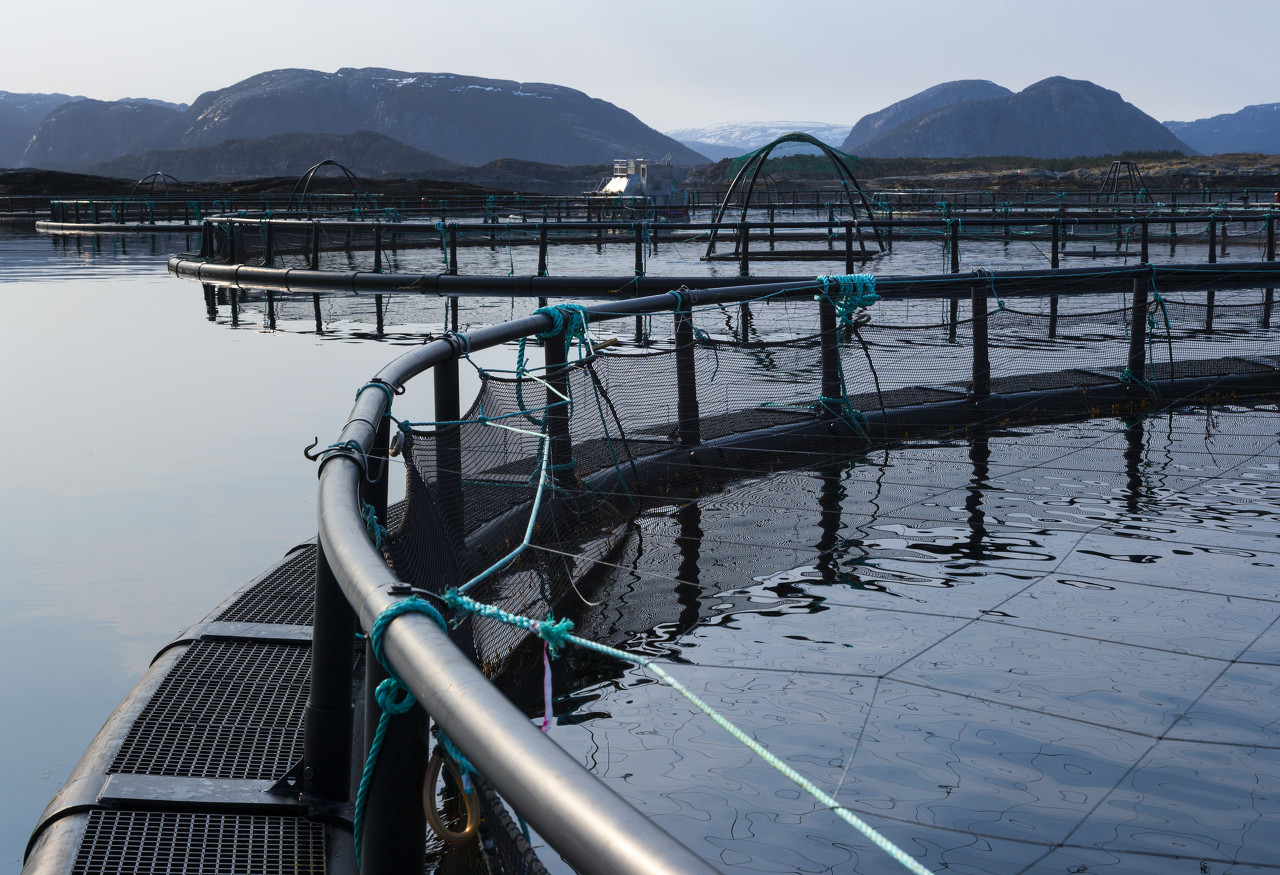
[
  {"left": 816, "top": 273, "right": 879, "bottom": 327},
  {"left": 534, "top": 303, "right": 591, "bottom": 342}
]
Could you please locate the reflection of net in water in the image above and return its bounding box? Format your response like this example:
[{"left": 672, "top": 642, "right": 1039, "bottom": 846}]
[
  {"left": 367, "top": 278, "right": 1277, "bottom": 872},
  {"left": 551, "top": 407, "right": 1280, "bottom": 873}
]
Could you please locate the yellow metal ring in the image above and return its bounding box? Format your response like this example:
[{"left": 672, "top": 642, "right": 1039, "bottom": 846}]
[{"left": 424, "top": 749, "right": 479, "bottom": 845}]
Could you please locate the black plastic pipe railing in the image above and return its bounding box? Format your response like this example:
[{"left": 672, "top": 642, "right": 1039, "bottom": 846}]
[{"left": 170, "top": 254, "right": 1280, "bottom": 302}]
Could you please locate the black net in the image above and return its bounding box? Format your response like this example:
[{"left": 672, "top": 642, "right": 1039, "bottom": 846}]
[
  {"left": 381, "top": 284, "right": 1277, "bottom": 679},
  {"left": 368, "top": 279, "right": 1277, "bottom": 874}
]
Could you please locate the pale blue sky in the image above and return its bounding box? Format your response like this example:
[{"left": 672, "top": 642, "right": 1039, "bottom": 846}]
[{"left": 5, "top": 0, "right": 1275, "bottom": 131}]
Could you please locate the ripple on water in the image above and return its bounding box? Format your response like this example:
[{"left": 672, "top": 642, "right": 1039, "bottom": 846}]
[{"left": 547, "top": 404, "right": 1280, "bottom": 872}]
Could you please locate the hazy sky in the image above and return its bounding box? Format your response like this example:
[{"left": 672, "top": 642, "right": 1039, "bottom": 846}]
[{"left": 4, "top": 0, "right": 1275, "bottom": 131}]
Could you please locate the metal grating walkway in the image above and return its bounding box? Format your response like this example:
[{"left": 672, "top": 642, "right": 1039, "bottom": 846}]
[
  {"left": 26, "top": 543, "right": 351, "bottom": 875},
  {"left": 216, "top": 545, "right": 317, "bottom": 626},
  {"left": 108, "top": 640, "right": 310, "bottom": 780},
  {"left": 71, "top": 810, "right": 326, "bottom": 875}
]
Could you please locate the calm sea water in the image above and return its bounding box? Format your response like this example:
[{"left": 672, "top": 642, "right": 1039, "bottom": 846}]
[
  {"left": 531, "top": 409, "right": 1280, "bottom": 873},
  {"left": 1, "top": 222, "right": 1274, "bottom": 873}
]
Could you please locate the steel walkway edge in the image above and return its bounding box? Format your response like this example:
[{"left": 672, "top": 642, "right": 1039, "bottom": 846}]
[{"left": 23, "top": 542, "right": 360, "bottom": 875}]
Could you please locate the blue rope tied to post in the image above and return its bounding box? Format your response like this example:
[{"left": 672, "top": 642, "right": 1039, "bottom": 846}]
[
  {"left": 534, "top": 303, "right": 591, "bottom": 350},
  {"left": 815, "top": 274, "right": 879, "bottom": 327},
  {"left": 439, "top": 589, "right": 935, "bottom": 875},
  {"left": 976, "top": 269, "right": 1006, "bottom": 312},
  {"left": 353, "top": 597, "right": 449, "bottom": 866},
  {"left": 1117, "top": 367, "right": 1157, "bottom": 396},
  {"left": 817, "top": 396, "right": 869, "bottom": 436}
]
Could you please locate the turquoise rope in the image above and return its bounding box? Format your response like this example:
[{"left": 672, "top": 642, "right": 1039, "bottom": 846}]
[
  {"left": 813, "top": 274, "right": 876, "bottom": 434},
  {"left": 815, "top": 274, "right": 880, "bottom": 327},
  {"left": 361, "top": 502, "right": 386, "bottom": 551},
  {"left": 440, "top": 589, "right": 934, "bottom": 875},
  {"left": 456, "top": 429, "right": 552, "bottom": 595},
  {"left": 355, "top": 380, "right": 395, "bottom": 406},
  {"left": 353, "top": 597, "right": 449, "bottom": 866}
]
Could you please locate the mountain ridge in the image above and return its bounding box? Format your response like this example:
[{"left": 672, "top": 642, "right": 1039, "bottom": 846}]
[
  {"left": 848, "top": 77, "right": 1194, "bottom": 158},
  {"left": 1164, "top": 103, "right": 1280, "bottom": 156}
]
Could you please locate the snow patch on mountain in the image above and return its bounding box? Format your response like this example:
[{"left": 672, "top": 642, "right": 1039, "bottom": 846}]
[{"left": 665, "top": 121, "right": 852, "bottom": 150}]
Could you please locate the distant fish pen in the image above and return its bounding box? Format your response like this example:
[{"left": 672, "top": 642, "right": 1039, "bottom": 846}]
[{"left": 22, "top": 152, "right": 1280, "bottom": 875}]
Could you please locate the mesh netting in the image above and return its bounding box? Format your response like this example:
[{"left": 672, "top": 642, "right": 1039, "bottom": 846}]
[{"left": 382, "top": 285, "right": 1277, "bottom": 676}]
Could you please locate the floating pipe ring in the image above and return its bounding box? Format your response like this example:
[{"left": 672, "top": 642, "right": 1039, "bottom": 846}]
[{"left": 423, "top": 749, "right": 479, "bottom": 845}]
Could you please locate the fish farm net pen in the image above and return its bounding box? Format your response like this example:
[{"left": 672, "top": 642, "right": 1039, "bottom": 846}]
[{"left": 25, "top": 250, "right": 1280, "bottom": 875}]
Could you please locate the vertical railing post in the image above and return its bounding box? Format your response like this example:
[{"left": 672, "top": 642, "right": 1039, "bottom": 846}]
[
  {"left": 1049, "top": 218, "right": 1060, "bottom": 338},
  {"left": 674, "top": 300, "right": 700, "bottom": 447},
  {"left": 970, "top": 284, "right": 990, "bottom": 399},
  {"left": 634, "top": 224, "right": 644, "bottom": 277},
  {"left": 360, "top": 649, "right": 428, "bottom": 875},
  {"left": 358, "top": 379, "right": 428, "bottom": 874},
  {"left": 819, "top": 293, "right": 839, "bottom": 410},
  {"left": 263, "top": 222, "right": 274, "bottom": 267},
  {"left": 633, "top": 224, "right": 645, "bottom": 341},
  {"left": 435, "top": 354, "right": 464, "bottom": 535},
  {"left": 374, "top": 225, "right": 383, "bottom": 273},
  {"left": 227, "top": 220, "right": 237, "bottom": 264},
  {"left": 1263, "top": 213, "right": 1275, "bottom": 329},
  {"left": 1140, "top": 217, "right": 1149, "bottom": 264},
  {"left": 949, "top": 220, "right": 961, "bottom": 274},
  {"left": 1127, "top": 278, "right": 1148, "bottom": 386},
  {"left": 538, "top": 224, "right": 549, "bottom": 277},
  {"left": 447, "top": 223, "right": 458, "bottom": 275},
  {"left": 309, "top": 221, "right": 321, "bottom": 271},
  {"left": 1208, "top": 215, "right": 1217, "bottom": 264},
  {"left": 738, "top": 222, "right": 750, "bottom": 277},
  {"left": 544, "top": 327, "right": 575, "bottom": 491},
  {"left": 303, "top": 543, "right": 356, "bottom": 803}
]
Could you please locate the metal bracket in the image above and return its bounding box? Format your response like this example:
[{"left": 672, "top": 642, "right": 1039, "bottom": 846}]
[{"left": 267, "top": 759, "right": 306, "bottom": 797}]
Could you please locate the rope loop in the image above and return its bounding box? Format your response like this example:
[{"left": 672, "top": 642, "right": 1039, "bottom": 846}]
[
  {"left": 355, "top": 379, "right": 398, "bottom": 406},
  {"left": 976, "top": 268, "right": 1006, "bottom": 312},
  {"left": 374, "top": 676, "right": 415, "bottom": 715},
  {"left": 534, "top": 305, "right": 565, "bottom": 339},
  {"left": 815, "top": 273, "right": 879, "bottom": 327},
  {"left": 370, "top": 597, "right": 449, "bottom": 672},
  {"left": 443, "top": 330, "right": 471, "bottom": 355}
]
